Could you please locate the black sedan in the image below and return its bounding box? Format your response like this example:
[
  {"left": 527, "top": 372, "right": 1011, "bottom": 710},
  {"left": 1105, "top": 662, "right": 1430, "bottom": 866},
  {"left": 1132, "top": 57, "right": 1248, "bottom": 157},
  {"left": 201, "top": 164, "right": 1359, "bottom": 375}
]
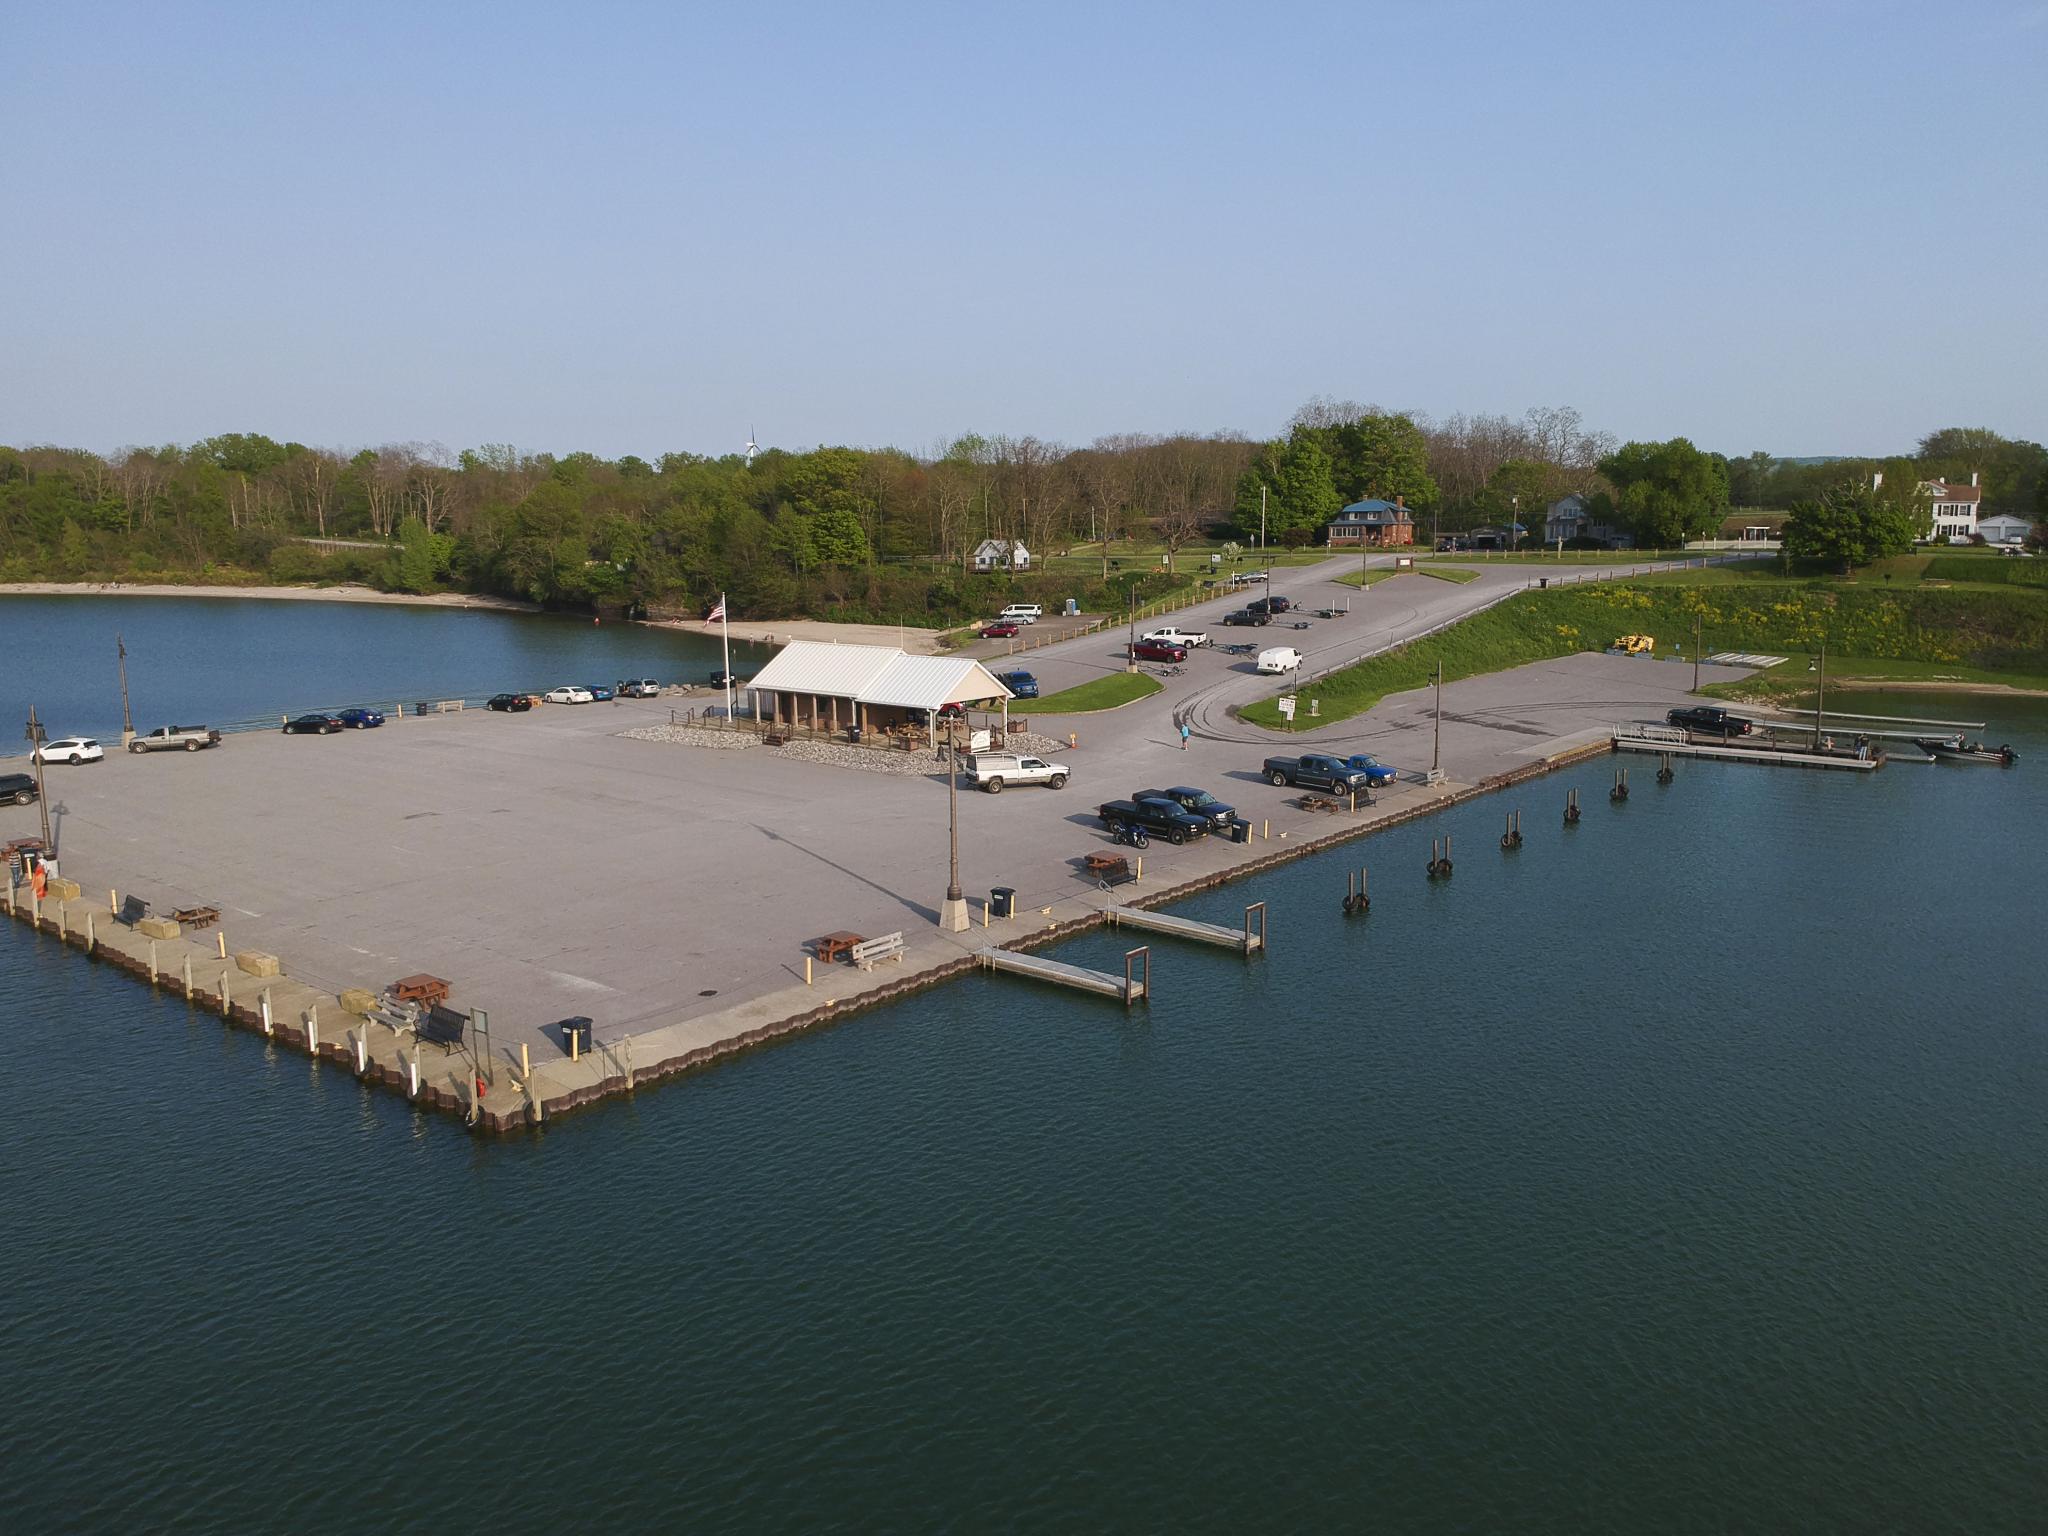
[
  {"left": 488, "top": 693, "right": 535, "bottom": 712},
  {"left": 283, "top": 713, "right": 343, "bottom": 735}
]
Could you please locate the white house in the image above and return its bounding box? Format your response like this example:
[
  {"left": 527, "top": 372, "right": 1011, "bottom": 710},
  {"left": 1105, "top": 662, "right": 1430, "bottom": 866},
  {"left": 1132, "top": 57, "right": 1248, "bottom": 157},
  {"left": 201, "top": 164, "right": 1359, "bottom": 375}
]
[
  {"left": 1977, "top": 512, "right": 2032, "bottom": 545},
  {"left": 971, "top": 538, "right": 1031, "bottom": 573},
  {"left": 1543, "top": 494, "right": 1631, "bottom": 548},
  {"left": 1921, "top": 474, "right": 1982, "bottom": 541}
]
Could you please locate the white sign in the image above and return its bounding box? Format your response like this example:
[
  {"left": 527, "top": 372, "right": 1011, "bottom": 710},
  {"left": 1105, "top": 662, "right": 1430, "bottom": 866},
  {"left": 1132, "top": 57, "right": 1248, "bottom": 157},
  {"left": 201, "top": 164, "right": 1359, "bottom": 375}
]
[
  {"left": 970, "top": 728, "right": 992, "bottom": 752},
  {"left": 1278, "top": 695, "right": 1297, "bottom": 720}
]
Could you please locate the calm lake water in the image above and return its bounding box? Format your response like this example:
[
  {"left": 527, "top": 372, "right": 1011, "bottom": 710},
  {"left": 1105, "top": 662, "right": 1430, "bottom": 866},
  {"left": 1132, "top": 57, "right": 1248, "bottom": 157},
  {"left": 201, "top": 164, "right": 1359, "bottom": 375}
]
[
  {"left": 3, "top": 598, "right": 2044, "bottom": 1533},
  {"left": 1, "top": 593, "right": 751, "bottom": 744}
]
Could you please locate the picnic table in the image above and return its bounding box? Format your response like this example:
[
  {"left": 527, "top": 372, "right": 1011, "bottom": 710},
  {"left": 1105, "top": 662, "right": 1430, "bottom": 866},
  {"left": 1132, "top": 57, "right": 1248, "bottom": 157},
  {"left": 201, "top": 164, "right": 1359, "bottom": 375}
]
[
  {"left": 171, "top": 905, "right": 221, "bottom": 930},
  {"left": 812, "top": 931, "right": 865, "bottom": 963},
  {"left": 389, "top": 973, "right": 451, "bottom": 1006}
]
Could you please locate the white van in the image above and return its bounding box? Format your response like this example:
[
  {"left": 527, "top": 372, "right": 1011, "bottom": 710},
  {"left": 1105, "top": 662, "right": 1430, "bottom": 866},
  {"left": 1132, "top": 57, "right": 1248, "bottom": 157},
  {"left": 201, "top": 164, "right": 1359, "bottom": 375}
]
[
  {"left": 1256, "top": 646, "right": 1303, "bottom": 675},
  {"left": 998, "top": 604, "right": 1043, "bottom": 624}
]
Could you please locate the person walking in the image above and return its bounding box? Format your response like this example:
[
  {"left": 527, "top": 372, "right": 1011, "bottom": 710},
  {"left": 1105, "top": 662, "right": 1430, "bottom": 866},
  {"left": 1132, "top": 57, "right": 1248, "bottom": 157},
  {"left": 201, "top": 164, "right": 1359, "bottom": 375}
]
[{"left": 1179, "top": 721, "right": 1191, "bottom": 751}]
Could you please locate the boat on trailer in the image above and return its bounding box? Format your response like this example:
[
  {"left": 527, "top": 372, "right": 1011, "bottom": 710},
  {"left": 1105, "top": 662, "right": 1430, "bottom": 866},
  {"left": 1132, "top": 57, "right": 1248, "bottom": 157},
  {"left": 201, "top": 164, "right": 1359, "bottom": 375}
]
[{"left": 1914, "top": 736, "right": 2020, "bottom": 765}]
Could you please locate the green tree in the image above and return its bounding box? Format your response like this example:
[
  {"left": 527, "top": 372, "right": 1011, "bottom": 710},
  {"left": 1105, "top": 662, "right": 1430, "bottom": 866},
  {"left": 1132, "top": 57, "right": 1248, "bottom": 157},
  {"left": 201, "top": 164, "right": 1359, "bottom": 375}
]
[
  {"left": 809, "top": 505, "right": 872, "bottom": 566},
  {"left": 1597, "top": 438, "right": 1729, "bottom": 547},
  {"left": 1325, "top": 412, "right": 1439, "bottom": 509},
  {"left": 1781, "top": 476, "right": 1922, "bottom": 569},
  {"left": 1270, "top": 436, "right": 1340, "bottom": 538}
]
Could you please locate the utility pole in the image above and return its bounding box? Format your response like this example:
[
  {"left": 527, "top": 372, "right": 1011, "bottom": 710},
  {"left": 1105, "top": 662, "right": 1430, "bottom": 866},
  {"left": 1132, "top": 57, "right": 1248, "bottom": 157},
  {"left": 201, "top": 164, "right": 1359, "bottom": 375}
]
[
  {"left": 1692, "top": 613, "right": 1702, "bottom": 693},
  {"left": 1259, "top": 484, "right": 1267, "bottom": 555},
  {"left": 1125, "top": 585, "right": 1138, "bottom": 673},
  {"left": 1432, "top": 662, "right": 1443, "bottom": 776},
  {"left": 1813, "top": 644, "right": 1827, "bottom": 750},
  {"left": 117, "top": 633, "right": 134, "bottom": 744},
  {"left": 940, "top": 720, "right": 967, "bottom": 931},
  {"left": 25, "top": 707, "right": 51, "bottom": 849}
]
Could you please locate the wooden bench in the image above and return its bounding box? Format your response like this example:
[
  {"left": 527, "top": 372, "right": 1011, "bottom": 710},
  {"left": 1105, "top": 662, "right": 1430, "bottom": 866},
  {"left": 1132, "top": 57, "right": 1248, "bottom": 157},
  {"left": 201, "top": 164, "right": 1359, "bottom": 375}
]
[
  {"left": 763, "top": 731, "right": 789, "bottom": 747},
  {"left": 850, "top": 932, "right": 905, "bottom": 970}
]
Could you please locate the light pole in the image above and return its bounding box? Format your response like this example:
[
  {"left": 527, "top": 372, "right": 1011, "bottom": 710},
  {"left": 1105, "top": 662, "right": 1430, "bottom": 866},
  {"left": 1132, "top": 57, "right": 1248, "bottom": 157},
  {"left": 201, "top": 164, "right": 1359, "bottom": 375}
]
[
  {"left": 1432, "top": 662, "right": 1443, "bottom": 777},
  {"left": 1259, "top": 484, "right": 1267, "bottom": 555},
  {"left": 117, "top": 633, "right": 134, "bottom": 745},
  {"left": 25, "top": 708, "right": 51, "bottom": 849},
  {"left": 1125, "top": 584, "right": 1138, "bottom": 673},
  {"left": 1692, "top": 613, "right": 1702, "bottom": 693},
  {"left": 940, "top": 720, "right": 968, "bottom": 931}
]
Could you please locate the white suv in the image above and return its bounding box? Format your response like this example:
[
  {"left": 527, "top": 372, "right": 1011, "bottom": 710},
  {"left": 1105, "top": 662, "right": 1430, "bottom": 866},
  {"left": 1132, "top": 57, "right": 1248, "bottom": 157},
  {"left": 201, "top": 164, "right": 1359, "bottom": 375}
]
[
  {"left": 35, "top": 737, "right": 105, "bottom": 764},
  {"left": 967, "top": 751, "right": 1070, "bottom": 793}
]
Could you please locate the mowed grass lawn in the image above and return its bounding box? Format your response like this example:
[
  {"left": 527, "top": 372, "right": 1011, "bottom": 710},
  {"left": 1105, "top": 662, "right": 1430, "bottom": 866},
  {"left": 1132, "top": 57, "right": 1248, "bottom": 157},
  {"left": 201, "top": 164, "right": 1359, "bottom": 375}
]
[
  {"left": 1238, "top": 579, "right": 2048, "bottom": 731},
  {"left": 1027, "top": 672, "right": 1163, "bottom": 714}
]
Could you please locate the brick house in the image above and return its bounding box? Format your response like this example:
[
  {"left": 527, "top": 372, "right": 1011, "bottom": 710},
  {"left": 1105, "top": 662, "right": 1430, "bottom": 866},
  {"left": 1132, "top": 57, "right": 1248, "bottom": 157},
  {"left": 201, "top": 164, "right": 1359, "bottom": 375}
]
[{"left": 1325, "top": 498, "right": 1415, "bottom": 548}]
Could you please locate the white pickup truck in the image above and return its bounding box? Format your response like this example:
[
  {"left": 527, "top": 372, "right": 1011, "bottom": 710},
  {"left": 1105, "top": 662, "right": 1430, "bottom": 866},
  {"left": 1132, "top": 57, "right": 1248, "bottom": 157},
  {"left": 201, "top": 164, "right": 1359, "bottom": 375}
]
[
  {"left": 128, "top": 724, "right": 223, "bottom": 754},
  {"left": 1141, "top": 626, "right": 1209, "bottom": 648},
  {"left": 965, "top": 751, "right": 1070, "bottom": 793}
]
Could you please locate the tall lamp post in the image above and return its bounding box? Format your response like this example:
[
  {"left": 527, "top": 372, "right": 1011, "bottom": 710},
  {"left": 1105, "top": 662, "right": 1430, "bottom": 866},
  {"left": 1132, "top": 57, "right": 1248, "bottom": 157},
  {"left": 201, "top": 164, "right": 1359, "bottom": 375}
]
[
  {"left": 117, "top": 633, "right": 134, "bottom": 746},
  {"left": 939, "top": 719, "right": 969, "bottom": 932},
  {"left": 25, "top": 708, "right": 51, "bottom": 849},
  {"left": 1125, "top": 584, "right": 1138, "bottom": 673}
]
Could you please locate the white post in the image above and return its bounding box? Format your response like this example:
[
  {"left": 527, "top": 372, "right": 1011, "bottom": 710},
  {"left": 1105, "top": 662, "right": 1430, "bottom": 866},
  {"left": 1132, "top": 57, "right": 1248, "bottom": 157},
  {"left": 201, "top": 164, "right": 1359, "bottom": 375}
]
[
  {"left": 306, "top": 1006, "right": 319, "bottom": 1053},
  {"left": 182, "top": 954, "right": 193, "bottom": 1000},
  {"left": 355, "top": 1031, "right": 367, "bottom": 1074},
  {"left": 261, "top": 988, "right": 273, "bottom": 1036},
  {"left": 86, "top": 910, "right": 96, "bottom": 954},
  {"left": 410, "top": 1049, "right": 420, "bottom": 1098},
  {"left": 148, "top": 940, "right": 159, "bottom": 983},
  {"left": 219, "top": 968, "right": 231, "bottom": 1017}
]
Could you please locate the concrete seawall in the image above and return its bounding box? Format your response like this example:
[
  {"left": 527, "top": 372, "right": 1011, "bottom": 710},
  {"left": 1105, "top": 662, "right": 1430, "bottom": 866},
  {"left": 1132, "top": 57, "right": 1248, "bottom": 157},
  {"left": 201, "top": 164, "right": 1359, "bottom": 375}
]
[{"left": 4, "top": 736, "right": 1612, "bottom": 1135}]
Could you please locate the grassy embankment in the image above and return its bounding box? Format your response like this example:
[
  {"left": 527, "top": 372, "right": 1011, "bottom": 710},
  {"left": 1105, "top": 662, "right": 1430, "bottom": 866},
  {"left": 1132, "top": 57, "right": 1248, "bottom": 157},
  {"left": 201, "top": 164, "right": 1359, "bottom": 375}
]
[
  {"left": 1238, "top": 577, "right": 2048, "bottom": 731},
  {"left": 1334, "top": 565, "right": 1479, "bottom": 589},
  {"left": 1027, "top": 673, "right": 1163, "bottom": 715}
]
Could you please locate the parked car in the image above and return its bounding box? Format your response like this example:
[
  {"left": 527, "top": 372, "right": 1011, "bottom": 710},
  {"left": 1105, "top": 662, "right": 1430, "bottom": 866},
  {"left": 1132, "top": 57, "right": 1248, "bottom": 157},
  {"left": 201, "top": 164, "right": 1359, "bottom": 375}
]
[
  {"left": 1131, "top": 639, "right": 1188, "bottom": 663},
  {"left": 995, "top": 669, "right": 1039, "bottom": 700},
  {"left": 129, "top": 725, "right": 222, "bottom": 753},
  {"left": 617, "top": 679, "right": 662, "bottom": 698},
  {"left": 708, "top": 671, "right": 747, "bottom": 689},
  {"left": 1262, "top": 753, "right": 1373, "bottom": 793},
  {"left": 283, "top": 713, "right": 344, "bottom": 734},
  {"left": 34, "top": 737, "right": 104, "bottom": 765},
  {"left": 336, "top": 708, "right": 385, "bottom": 729},
  {"left": 544, "top": 686, "right": 594, "bottom": 704},
  {"left": 1097, "top": 796, "right": 1211, "bottom": 845},
  {"left": 998, "top": 604, "right": 1044, "bottom": 624},
  {"left": 488, "top": 692, "right": 534, "bottom": 712},
  {"left": 980, "top": 621, "right": 1021, "bottom": 640},
  {"left": 1667, "top": 705, "right": 1752, "bottom": 737},
  {"left": 2, "top": 772, "right": 38, "bottom": 805},
  {"left": 1256, "top": 647, "right": 1304, "bottom": 674},
  {"left": 1247, "top": 595, "right": 1293, "bottom": 615},
  {"left": 1142, "top": 626, "right": 1209, "bottom": 649},
  {"left": 1222, "top": 609, "right": 1271, "bottom": 627},
  {"left": 1339, "top": 753, "right": 1399, "bottom": 787},
  {"left": 968, "top": 752, "right": 1070, "bottom": 793},
  {"left": 584, "top": 683, "right": 615, "bottom": 702},
  {"left": 1137, "top": 786, "right": 1236, "bottom": 826}
]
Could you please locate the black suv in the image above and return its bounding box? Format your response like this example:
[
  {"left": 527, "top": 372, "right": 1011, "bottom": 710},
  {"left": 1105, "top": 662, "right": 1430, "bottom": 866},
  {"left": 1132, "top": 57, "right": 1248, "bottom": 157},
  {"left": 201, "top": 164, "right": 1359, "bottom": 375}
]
[
  {"left": 1222, "top": 609, "right": 1271, "bottom": 627},
  {"left": 1247, "top": 595, "right": 1293, "bottom": 615},
  {"left": 1667, "top": 706, "right": 1750, "bottom": 737},
  {"left": 2, "top": 772, "right": 38, "bottom": 806}
]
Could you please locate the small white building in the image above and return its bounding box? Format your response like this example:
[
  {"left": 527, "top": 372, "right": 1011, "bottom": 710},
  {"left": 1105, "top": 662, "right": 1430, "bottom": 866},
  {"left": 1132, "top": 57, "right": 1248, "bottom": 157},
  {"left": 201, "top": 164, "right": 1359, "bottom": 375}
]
[
  {"left": 745, "top": 640, "right": 1015, "bottom": 746},
  {"left": 971, "top": 539, "right": 1031, "bottom": 573},
  {"left": 1921, "top": 474, "right": 1982, "bottom": 541},
  {"left": 1977, "top": 512, "right": 2031, "bottom": 545}
]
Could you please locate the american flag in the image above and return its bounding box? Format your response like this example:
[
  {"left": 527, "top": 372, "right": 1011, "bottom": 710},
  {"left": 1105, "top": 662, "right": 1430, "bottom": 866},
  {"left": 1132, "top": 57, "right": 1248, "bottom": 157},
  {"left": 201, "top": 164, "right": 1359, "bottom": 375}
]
[{"left": 706, "top": 597, "right": 726, "bottom": 623}]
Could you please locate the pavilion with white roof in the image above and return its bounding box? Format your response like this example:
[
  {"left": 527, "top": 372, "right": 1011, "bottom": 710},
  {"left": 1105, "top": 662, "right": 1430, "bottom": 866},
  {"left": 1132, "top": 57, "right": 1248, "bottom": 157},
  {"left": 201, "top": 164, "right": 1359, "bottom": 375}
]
[{"left": 744, "top": 640, "right": 1016, "bottom": 746}]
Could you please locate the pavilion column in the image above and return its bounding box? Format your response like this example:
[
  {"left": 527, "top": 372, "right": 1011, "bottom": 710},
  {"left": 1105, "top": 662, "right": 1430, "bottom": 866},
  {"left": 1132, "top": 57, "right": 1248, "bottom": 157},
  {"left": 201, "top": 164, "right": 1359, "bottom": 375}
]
[{"left": 829, "top": 696, "right": 839, "bottom": 732}]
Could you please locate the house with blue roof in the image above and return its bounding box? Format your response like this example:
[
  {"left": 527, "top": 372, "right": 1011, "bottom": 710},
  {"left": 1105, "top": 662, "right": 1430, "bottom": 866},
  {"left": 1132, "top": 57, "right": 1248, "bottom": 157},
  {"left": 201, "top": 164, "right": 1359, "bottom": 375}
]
[{"left": 1325, "top": 497, "right": 1415, "bottom": 549}]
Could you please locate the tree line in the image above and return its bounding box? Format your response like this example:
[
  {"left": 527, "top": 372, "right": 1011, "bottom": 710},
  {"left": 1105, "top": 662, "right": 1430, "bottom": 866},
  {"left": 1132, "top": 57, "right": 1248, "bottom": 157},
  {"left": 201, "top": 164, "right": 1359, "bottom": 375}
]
[{"left": 3, "top": 410, "right": 2038, "bottom": 620}]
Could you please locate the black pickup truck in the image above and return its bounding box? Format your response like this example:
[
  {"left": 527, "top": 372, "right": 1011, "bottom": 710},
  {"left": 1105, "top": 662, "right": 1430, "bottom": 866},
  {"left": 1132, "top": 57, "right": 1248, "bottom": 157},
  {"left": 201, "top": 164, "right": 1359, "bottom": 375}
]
[
  {"left": 1135, "top": 786, "right": 1237, "bottom": 828},
  {"left": 2, "top": 772, "right": 38, "bottom": 806},
  {"left": 1262, "top": 753, "right": 1373, "bottom": 793},
  {"left": 1098, "top": 797, "right": 1212, "bottom": 845}
]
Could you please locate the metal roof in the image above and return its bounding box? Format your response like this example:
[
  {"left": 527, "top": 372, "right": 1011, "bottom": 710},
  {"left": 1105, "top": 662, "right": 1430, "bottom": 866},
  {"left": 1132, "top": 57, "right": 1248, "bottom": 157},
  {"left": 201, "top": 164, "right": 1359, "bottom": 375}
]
[{"left": 746, "top": 641, "right": 1012, "bottom": 710}]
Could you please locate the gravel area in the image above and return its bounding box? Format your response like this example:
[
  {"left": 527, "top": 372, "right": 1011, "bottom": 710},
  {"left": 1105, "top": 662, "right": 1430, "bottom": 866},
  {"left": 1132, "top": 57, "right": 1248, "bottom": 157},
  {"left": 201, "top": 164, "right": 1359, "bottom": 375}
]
[{"left": 621, "top": 724, "right": 760, "bottom": 750}]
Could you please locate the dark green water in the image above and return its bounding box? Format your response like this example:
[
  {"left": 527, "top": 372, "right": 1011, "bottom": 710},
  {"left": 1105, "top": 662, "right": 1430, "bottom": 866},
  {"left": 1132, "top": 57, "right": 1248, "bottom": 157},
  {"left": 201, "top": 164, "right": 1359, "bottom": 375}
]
[
  {"left": 2, "top": 594, "right": 744, "bottom": 743},
  {"left": 3, "top": 599, "right": 2044, "bottom": 1534}
]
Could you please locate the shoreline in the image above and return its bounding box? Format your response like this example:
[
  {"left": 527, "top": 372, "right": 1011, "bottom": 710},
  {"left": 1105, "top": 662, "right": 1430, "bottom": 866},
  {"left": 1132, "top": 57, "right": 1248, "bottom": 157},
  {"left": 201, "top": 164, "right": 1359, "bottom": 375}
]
[
  {"left": 0, "top": 581, "right": 540, "bottom": 613},
  {"left": 639, "top": 616, "right": 948, "bottom": 654}
]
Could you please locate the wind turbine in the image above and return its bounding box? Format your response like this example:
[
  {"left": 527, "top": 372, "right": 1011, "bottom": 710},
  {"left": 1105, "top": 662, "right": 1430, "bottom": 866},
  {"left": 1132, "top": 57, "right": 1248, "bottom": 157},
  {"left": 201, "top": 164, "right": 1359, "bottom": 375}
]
[{"left": 743, "top": 427, "right": 759, "bottom": 467}]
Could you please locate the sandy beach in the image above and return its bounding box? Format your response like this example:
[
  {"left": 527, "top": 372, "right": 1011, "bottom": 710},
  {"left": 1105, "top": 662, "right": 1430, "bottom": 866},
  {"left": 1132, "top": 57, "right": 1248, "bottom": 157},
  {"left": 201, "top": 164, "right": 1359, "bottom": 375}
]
[
  {"left": 0, "top": 581, "right": 540, "bottom": 613},
  {"left": 641, "top": 616, "right": 949, "bottom": 654}
]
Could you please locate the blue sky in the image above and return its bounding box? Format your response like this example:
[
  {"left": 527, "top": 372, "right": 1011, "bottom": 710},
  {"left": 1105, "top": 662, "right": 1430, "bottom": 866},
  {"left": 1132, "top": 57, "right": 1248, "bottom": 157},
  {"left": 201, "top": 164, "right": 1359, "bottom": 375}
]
[{"left": 3, "top": 0, "right": 2043, "bottom": 460}]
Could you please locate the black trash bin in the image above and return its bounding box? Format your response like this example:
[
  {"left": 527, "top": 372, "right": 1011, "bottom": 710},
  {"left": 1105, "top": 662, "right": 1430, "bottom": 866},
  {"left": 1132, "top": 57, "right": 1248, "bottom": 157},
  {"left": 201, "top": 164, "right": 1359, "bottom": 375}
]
[
  {"left": 1539, "top": 577, "right": 1549, "bottom": 589},
  {"left": 990, "top": 887, "right": 1016, "bottom": 919},
  {"left": 848, "top": 724, "right": 863, "bottom": 745},
  {"left": 559, "top": 1016, "right": 593, "bottom": 1056},
  {"left": 1229, "top": 819, "right": 1251, "bottom": 844}
]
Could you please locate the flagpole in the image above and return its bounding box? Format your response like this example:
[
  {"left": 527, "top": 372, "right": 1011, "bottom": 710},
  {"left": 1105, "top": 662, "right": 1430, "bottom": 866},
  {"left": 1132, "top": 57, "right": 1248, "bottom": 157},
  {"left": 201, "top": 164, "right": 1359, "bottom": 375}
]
[{"left": 720, "top": 592, "right": 733, "bottom": 723}]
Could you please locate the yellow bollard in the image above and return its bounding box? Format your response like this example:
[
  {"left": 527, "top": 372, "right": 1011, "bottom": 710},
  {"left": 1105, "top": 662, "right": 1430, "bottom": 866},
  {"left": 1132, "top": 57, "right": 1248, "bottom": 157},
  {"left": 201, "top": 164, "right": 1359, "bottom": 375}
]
[
  {"left": 109, "top": 888, "right": 118, "bottom": 914},
  {"left": 1135, "top": 856, "right": 1143, "bottom": 882},
  {"left": 981, "top": 901, "right": 989, "bottom": 928},
  {"left": 216, "top": 932, "right": 227, "bottom": 960},
  {"left": 805, "top": 956, "right": 813, "bottom": 986},
  {"left": 1263, "top": 819, "right": 1270, "bottom": 840},
  {"left": 571, "top": 1029, "right": 579, "bottom": 1063},
  {"left": 521, "top": 1042, "right": 531, "bottom": 1079}
]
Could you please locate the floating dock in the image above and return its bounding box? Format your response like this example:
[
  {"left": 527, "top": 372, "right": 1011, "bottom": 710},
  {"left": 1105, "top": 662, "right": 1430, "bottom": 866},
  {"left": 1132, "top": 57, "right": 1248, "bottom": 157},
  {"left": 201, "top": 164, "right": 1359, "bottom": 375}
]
[
  {"left": 1107, "top": 901, "right": 1265, "bottom": 955},
  {"left": 1612, "top": 730, "right": 1879, "bottom": 771},
  {"left": 1767, "top": 706, "right": 1984, "bottom": 730},
  {"left": 977, "top": 945, "right": 1149, "bottom": 1004}
]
